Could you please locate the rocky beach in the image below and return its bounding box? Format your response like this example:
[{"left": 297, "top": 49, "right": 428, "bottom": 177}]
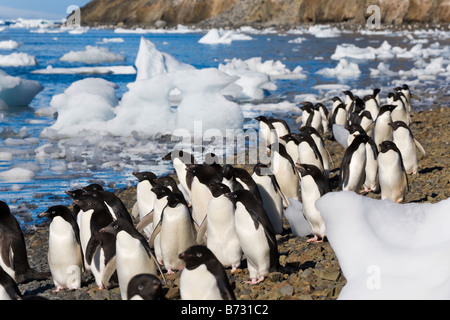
[{"left": 17, "top": 106, "right": 449, "bottom": 300}]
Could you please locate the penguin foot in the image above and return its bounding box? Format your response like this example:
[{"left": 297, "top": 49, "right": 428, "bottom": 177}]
[
  {"left": 244, "top": 276, "right": 264, "bottom": 285},
  {"left": 306, "top": 235, "right": 323, "bottom": 243},
  {"left": 167, "top": 268, "right": 175, "bottom": 275},
  {"left": 52, "top": 285, "right": 64, "bottom": 293}
]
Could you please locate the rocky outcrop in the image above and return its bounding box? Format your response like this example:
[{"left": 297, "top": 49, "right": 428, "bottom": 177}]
[{"left": 80, "top": 0, "right": 450, "bottom": 28}]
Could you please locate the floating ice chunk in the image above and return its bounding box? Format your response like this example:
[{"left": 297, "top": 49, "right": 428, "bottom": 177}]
[
  {"left": 0, "top": 167, "right": 35, "bottom": 182},
  {"left": 0, "top": 70, "right": 43, "bottom": 106},
  {"left": 60, "top": 45, "right": 125, "bottom": 64},
  {"left": 0, "top": 52, "right": 37, "bottom": 66},
  {"left": 0, "top": 40, "right": 21, "bottom": 50},
  {"left": 370, "top": 62, "right": 397, "bottom": 77},
  {"left": 317, "top": 191, "right": 450, "bottom": 300},
  {"left": 316, "top": 59, "right": 361, "bottom": 78},
  {"left": 32, "top": 65, "right": 136, "bottom": 75},
  {"left": 0, "top": 152, "right": 13, "bottom": 161},
  {"left": 99, "top": 37, "right": 124, "bottom": 43},
  {"left": 135, "top": 37, "right": 195, "bottom": 81},
  {"left": 288, "top": 37, "right": 307, "bottom": 44},
  {"left": 198, "top": 28, "right": 252, "bottom": 44},
  {"left": 307, "top": 25, "right": 342, "bottom": 38}
]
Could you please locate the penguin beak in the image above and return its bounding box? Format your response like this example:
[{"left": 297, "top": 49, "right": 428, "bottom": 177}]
[{"left": 38, "top": 211, "right": 49, "bottom": 218}]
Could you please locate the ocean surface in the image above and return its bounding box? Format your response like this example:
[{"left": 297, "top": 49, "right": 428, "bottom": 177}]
[{"left": 0, "top": 21, "right": 448, "bottom": 228}]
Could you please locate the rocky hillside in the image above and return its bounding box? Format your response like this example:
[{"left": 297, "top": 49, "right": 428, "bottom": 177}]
[{"left": 80, "top": 0, "right": 450, "bottom": 28}]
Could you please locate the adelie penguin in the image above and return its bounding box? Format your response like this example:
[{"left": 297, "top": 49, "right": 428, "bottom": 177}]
[
  {"left": 179, "top": 245, "right": 236, "bottom": 300},
  {"left": 389, "top": 121, "right": 426, "bottom": 175},
  {"left": 373, "top": 105, "right": 396, "bottom": 151},
  {"left": 100, "top": 218, "right": 163, "bottom": 300},
  {"left": 0, "top": 201, "right": 50, "bottom": 284},
  {"left": 39, "top": 205, "right": 84, "bottom": 292},
  {"left": 340, "top": 134, "right": 369, "bottom": 193},
  {"left": 378, "top": 140, "right": 409, "bottom": 203},
  {"left": 150, "top": 192, "right": 195, "bottom": 274},
  {"left": 197, "top": 182, "right": 242, "bottom": 271},
  {"left": 226, "top": 189, "right": 279, "bottom": 284},
  {"left": 296, "top": 163, "right": 329, "bottom": 243},
  {"left": 133, "top": 171, "right": 157, "bottom": 236}
]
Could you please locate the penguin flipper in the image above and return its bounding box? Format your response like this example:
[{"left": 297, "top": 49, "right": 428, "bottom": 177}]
[
  {"left": 136, "top": 210, "right": 154, "bottom": 232},
  {"left": 131, "top": 202, "right": 139, "bottom": 219},
  {"left": 196, "top": 217, "right": 207, "bottom": 245},
  {"left": 414, "top": 138, "right": 426, "bottom": 156},
  {"left": 101, "top": 255, "right": 116, "bottom": 287},
  {"left": 85, "top": 236, "right": 101, "bottom": 265},
  {"left": 147, "top": 220, "right": 161, "bottom": 247}
]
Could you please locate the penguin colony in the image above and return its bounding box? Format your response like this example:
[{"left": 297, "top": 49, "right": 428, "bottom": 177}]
[{"left": 0, "top": 83, "right": 427, "bottom": 300}]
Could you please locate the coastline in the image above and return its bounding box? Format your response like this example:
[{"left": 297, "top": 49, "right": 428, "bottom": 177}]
[{"left": 18, "top": 106, "right": 449, "bottom": 300}]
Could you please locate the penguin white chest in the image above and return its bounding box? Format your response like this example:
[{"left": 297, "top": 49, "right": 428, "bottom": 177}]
[
  {"left": 136, "top": 180, "right": 155, "bottom": 219},
  {"left": 180, "top": 264, "right": 222, "bottom": 300}
]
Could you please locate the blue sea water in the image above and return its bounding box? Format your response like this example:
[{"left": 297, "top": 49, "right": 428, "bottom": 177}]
[{"left": 0, "top": 24, "right": 448, "bottom": 228}]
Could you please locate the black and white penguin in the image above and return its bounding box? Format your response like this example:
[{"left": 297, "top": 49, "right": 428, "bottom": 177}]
[
  {"left": 225, "top": 190, "right": 279, "bottom": 284},
  {"left": 389, "top": 92, "right": 410, "bottom": 125},
  {"left": 162, "top": 149, "right": 196, "bottom": 204},
  {"left": 296, "top": 163, "right": 329, "bottom": 243},
  {"left": 229, "top": 166, "right": 262, "bottom": 203},
  {"left": 132, "top": 171, "right": 157, "bottom": 236},
  {"left": 268, "top": 117, "right": 291, "bottom": 140},
  {"left": 153, "top": 175, "right": 186, "bottom": 199},
  {"left": 151, "top": 192, "right": 195, "bottom": 274},
  {"left": 251, "top": 163, "right": 285, "bottom": 234},
  {"left": 179, "top": 245, "right": 236, "bottom": 300},
  {"left": 199, "top": 182, "right": 242, "bottom": 271},
  {"left": 299, "top": 102, "right": 323, "bottom": 133},
  {"left": 127, "top": 273, "right": 167, "bottom": 300},
  {"left": 74, "top": 195, "right": 116, "bottom": 290},
  {"left": 342, "top": 90, "right": 355, "bottom": 113},
  {"left": 255, "top": 115, "right": 278, "bottom": 146},
  {"left": 100, "top": 218, "right": 161, "bottom": 300},
  {"left": 221, "top": 164, "right": 244, "bottom": 192},
  {"left": 316, "top": 103, "right": 329, "bottom": 134},
  {"left": 378, "top": 140, "right": 409, "bottom": 203},
  {"left": 330, "top": 96, "right": 343, "bottom": 116},
  {"left": 83, "top": 184, "right": 133, "bottom": 224},
  {"left": 0, "top": 265, "right": 22, "bottom": 300},
  {"left": 389, "top": 121, "right": 426, "bottom": 175},
  {"left": 363, "top": 94, "right": 380, "bottom": 120},
  {"left": 340, "top": 134, "right": 369, "bottom": 192},
  {"left": 348, "top": 97, "right": 365, "bottom": 125},
  {"left": 299, "top": 126, "right": 331, "bottom": 178},
  {"left": 0, "top": 201, "right": 49, "bottom": 283},
  {"left": 329, "top": 103, "right": 348, "bottom": 140},
  {"left": 373, "top": 105, "right": 395, "bottom": 150},
  {"left": 280, "top": 133, "right": 300, "bottom": 163},
  {"left": 357, "top": 110, "right": 375, "bottom": 137},
  {"left": 295, "top": 132, "right": 325, "bottom": 174},
  {"left": 269, "top": 142, "right": 300, "bottom": 206},
  {"left": 187, "top": 164, "right": 222, "bottom": 228},
  {"left": 38, "top": 205, "right": 83, "bottom": 292}
]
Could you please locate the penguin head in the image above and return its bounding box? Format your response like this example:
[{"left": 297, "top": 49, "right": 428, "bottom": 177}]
[
  {"left": 151, "top": 186, "right": 172, "bottom": 199},
  {"left": 166, "top": 192, "right": 187, "bottom": 208},
  {"left": 0, "top": 201, "right": 11, "bottom": 217},
  {"left": 221, "top": 164, "right": 235, "bottom": 180},
  {"left": 388, "top": 120, "right": 409, "bottom": 132},
  {"left": 178, "top": 245, "right": 216, "bottom": 270},
  {"left": 38, "top": 205, "right": 71, "bottom": 220},
  {"left": 345, "top": 124, "right": 366, "bottom": 136},
  {"left": 208, "top": 182, "right": 231, "bottom": 198},
  {"left": 253, "top": 163, "right": 271, "bottom": 176},
  {"left": 83, "top": 183, "right": 104, "bottom": 193},
  {"left": 342, "top": 90, "right": 354, "bottom": 100},
  {"left": 73, "top": 194, "right": 104, "bottom": 211},
  {"left": 99, "top": 217, "right": 131, "bottom": 236},
  {"left": 162, "top": 150, "right": 195, "bottom": 165},
  {"left": 65, "top": 189, "right": 86, "bottom": 200},
  {"left": 331, "top": 96, "right": 342, "bottom": 103},
  {"left": 379, "top": 140, "right": 400, "bottom": 154},
  {"left": 133, "top": 171, "right": 157, "bottom": 183},
  {"left": 295, "top": 163, "right": 322, "bottom": 178},
  {"left": 298, "top": 125, "right": 320, "bottom": 137},
  {"left": 154, "top": 176, "right": 177, "bottom": 190},
  {"left": 379, "top": 104, "right": 396, "bottom": 115},
  {"left": 127, "top": 274, "right": 166, "bottom": 300}
]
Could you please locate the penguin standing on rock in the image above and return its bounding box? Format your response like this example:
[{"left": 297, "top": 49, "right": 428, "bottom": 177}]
[
  {"left": 296, "top": 163, "right": 329, "bottom": 243},
  {"left": 100, "top": 218, "right": 162, "bottom": 300},
  {"left": 340, "top": 134, "right": 369, "bottom": 192},
  {"left": 226, "top": 189, "right": 279, "bottom": 284},
  {"left": 389, "top": 121, "right": 426, "bottom": 175},
  {"left": 38, "top": 205, "right": 83, "bottom": 292},
  {"left": 373, "top": 105, "right": 395, "bottom": 151},
  {"left": 133, "top": 171, "right": 157, "bottom": 236},
  {"left": 179, "top": 245, "right": 236, "bottom": 300},
  {"left": 0, "top": 201, "right": 50, "bottom": 284},
  {"left": 378, "top": 141, "right": 409, "bottom": 203}
]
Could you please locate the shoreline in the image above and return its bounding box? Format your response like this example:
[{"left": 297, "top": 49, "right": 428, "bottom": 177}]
[{"left": 18, "top": 106, "right": 449, "bottom": 300}]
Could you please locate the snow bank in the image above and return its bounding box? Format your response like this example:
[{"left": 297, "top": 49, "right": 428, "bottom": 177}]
[
  {"left": 0, "top": 40, "right": 21, "bottom": 50},
  {"left": 0, "top": 52, "right": 37, "bottom": 66},
  {"left": 316, "top": 59, "right": 361, "bottom": 78},
  {"left": 317, "top": 191, "right": 450, "bottom": 300},
  {"left": 60, "top": 45, "right": 125, "bottom": 64},
  {"left": 32, "top": 65, "right": 136, "bottom": 75},
  {"left": 0, "top": 70, "right": 43, "bottom": 107},
  {"left": 135, "top": 37, "right": 195, "bottom": 81},
  {"left": 198, "top": 28, "right": 252, "bottom": 44}
]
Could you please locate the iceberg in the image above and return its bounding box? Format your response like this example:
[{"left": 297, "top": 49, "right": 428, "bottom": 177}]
[
  {"left": 32, "top": 65, "right": 136, "bottom": 75},
  {"left": 0, "top": 52, "right": 37, "bottom": 66},
  {"left": 0, "top": 40, "right": 21, "bottom": 50},
  {"left": 317, "top": 191, "right": 450, "bottom": 300},
  {"left": 198, "top": 28, "right": 253, "bottom": 44},
  {"left": 60, "top": 45, "right": 125, "bottom": 64},
  {"left": 316, "top": 59, "right": 361, "bottom": 78},
  {"left": 0, "top": 70, "right": 43, "bottom": 107}
]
